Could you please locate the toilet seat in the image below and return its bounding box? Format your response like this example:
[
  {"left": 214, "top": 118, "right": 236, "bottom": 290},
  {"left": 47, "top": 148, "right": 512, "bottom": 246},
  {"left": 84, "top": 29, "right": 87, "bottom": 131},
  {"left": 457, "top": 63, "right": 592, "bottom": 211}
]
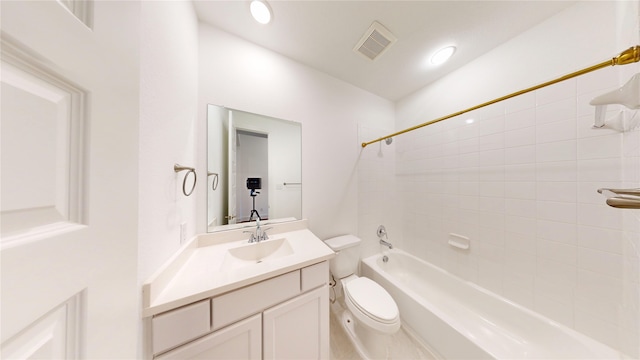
[{"left": 343, "top": 277, "right": 400, "bottom": 334}]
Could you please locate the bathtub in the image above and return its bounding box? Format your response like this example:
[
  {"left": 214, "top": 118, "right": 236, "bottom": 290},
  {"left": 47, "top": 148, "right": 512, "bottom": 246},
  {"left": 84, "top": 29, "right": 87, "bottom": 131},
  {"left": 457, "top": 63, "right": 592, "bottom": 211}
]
[{"left": 361, "top": 250, "right": 624, "bottom": 359}]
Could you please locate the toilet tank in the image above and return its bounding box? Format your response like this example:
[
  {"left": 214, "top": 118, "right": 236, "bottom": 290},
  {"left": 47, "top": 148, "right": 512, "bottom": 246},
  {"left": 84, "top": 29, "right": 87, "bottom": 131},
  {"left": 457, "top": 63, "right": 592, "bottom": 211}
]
[{"left": 324, "top": 235, "right": 362, "bottom": 278}]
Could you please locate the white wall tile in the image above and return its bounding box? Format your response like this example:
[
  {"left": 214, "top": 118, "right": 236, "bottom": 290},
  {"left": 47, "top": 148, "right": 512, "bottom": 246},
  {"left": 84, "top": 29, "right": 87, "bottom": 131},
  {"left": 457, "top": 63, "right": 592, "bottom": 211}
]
[
  {"left": 478, "top": 165, "right": 504, "bottom": 181},
  {"left": 577, "top": 225, "right": 624, "bottom": 254},
  {"left": 577, "top": 134, "right": 622, "bottom": 160},
  {"left": 536, "top": 98, "right": 576, "bottom": 125},
  {"left": 505, "top": 248, "right": 536, "bottom": 275},
  {"left": 577, "top": 158, "right": 624, "bottom": 182},
  {"left": 536, "top": 119, "right": 576, "bottom": 144},
  {"left": 479, "top": 181, "right": 504, "bottom": 197},
  {"left": 479, "top": 149, "right": 504, "bottom": 167},
  {"left": 505, "top": 198, "right": 536, "bottom": 218},
  {"left": 622, "top": 130, "right": 639, "bottom": 157},
  {"left": 536, "top": 200, "right": 577, "bottom": 223},
  {"left": 505, "top": 127, "right": 535, "bottom": 148},
  {"left": 478, "top": 116, "right": 505, "bottom": 136},
  {"left": 505, "top": 181, "right": 536, "bottom": 200},
  {"left": 536, "top": 219, "right": 577, "bottom": 245},
  {"left": 505, "top": 164, "right": 536, "bottom": 181},
  {"left": 506, "top": 231, "right": 536, "bottom": 255},
  {"left": 479, "top": 196, "right": 505, "bottom": 213},
  {"left": 536, "top": 258, "right": 577, "bottom": 286},
  {"left": 578, "top": 203, "right": 624, "bottom": 230},
  {"left": 479, "top": 133, "right": 504, "bottom": 151},
  {"left": 536, "top": 181, "right": 577, "bottom": 203},
  {"left": 535, "top": 274, "right": 575, "bottom": 305},
  {"left": 505, "top": 215, "right": 536, "bottom": 236},
  {"left": 576, "top": 269, "right": 623, "bottom": 304},
  {"left": 537, "top": 238, "right": 577, "bottom": 265},
  {"left": 578, "top": 247, "right": 624, "bottom": 278},
  {"left": 536, "top": 140, "right": 577, "bottom": 162},
  {"left": 505, "top": 145, "right": 535, "bottom": 165},
  {"left": 622, "top": 156, "right": 639, "bottom": 182},
  {"left": 506, "top": 108, "right": 536, "bottom": 130},
  {"left": 536, "top": 161, "right": 577, "bottom": 182}
]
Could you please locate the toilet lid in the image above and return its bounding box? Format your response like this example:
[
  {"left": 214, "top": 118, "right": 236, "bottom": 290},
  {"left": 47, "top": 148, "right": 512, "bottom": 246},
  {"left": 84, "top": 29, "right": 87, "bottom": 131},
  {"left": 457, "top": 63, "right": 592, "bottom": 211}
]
[{"left": 344, "top": 277, "right": 398, "bottom": 324}]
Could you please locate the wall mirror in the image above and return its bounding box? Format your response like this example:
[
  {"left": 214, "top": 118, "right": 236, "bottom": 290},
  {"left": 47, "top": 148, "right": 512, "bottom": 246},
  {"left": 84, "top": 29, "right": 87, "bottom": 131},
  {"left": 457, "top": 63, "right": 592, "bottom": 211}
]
[{"left": 207, "top": 104, "right": 302, "bottom": 232}]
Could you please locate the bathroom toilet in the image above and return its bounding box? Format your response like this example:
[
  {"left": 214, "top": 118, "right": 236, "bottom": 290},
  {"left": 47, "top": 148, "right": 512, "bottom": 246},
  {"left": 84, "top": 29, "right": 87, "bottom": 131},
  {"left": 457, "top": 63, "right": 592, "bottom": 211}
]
[{"left": 324, "top": 235, "right": 400, "bottom": 359}]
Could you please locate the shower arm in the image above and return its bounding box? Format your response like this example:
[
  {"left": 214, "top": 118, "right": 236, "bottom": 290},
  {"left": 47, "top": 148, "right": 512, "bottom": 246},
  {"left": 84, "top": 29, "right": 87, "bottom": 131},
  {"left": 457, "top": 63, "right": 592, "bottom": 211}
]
[{"left": 361, "top": 45, "right": 640, "bottom": 148}]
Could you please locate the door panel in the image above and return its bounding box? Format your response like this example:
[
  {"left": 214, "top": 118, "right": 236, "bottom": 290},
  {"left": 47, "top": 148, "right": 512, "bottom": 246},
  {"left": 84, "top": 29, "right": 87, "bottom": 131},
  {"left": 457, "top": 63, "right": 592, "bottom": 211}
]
[{"left": 1, "top": 1, "right": 140, "bottom": 358}]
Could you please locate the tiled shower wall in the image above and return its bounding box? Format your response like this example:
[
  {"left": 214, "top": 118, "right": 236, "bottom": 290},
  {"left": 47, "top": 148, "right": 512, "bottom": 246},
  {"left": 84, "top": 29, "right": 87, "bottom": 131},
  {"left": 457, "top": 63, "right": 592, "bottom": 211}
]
[{"left": 359, "top": 64, "right": 640, "bottom": 356}]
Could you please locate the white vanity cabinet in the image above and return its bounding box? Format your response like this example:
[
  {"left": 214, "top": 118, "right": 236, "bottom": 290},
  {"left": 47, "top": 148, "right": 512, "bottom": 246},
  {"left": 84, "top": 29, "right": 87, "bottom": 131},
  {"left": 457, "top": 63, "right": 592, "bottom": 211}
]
[
  {"left": 150, "top": 261, "right": 329, "bottom": 359},
  {"left": 263, "top": 286, "right": 329, "bottom": 359},
  {"left": 156, "top": 314, "right": 262, "bottom": 360}
]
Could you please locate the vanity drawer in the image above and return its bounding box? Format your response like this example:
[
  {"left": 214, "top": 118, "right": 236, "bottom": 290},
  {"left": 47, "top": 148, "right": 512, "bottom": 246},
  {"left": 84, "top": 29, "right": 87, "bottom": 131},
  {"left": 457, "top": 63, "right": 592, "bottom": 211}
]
[
  {"left": 301, "top": 261, "right": 329, "bottom": 292},
  {"left": 212, "top": 270, "right": 300, "bottom": 330},
  {"left": 152, "top": 299, "right": 211, "bottom": 354}
]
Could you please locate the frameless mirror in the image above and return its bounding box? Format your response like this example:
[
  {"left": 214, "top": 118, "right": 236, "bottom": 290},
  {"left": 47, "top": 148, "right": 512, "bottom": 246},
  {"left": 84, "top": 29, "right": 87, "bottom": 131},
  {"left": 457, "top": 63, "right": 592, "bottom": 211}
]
[{"left": 207, "top": 104, "right": 302, "bottom": 232}]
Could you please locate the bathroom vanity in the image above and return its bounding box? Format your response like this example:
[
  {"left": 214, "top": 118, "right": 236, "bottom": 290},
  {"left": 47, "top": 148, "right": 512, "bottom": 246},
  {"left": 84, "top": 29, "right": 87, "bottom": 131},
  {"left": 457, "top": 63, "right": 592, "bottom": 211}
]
[{"left": 142, "top": 220, "right": 334, "bottom": 359}]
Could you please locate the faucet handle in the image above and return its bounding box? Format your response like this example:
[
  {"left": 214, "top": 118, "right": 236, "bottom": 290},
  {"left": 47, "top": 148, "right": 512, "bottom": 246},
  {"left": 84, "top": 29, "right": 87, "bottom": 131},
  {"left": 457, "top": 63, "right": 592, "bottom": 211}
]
[
  {"left": 243, "top": 230, "right": 257, "bottom": 243},
  {"left": 260, "top": 227, "right": 273, "bottom": 241}
]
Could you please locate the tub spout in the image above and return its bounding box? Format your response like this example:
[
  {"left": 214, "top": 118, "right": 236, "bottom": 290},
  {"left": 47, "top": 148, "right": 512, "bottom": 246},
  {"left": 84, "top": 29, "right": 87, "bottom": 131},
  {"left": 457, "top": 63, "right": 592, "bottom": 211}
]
[{"left": 380, "top": 239, "right": 393, "bottom": 249}]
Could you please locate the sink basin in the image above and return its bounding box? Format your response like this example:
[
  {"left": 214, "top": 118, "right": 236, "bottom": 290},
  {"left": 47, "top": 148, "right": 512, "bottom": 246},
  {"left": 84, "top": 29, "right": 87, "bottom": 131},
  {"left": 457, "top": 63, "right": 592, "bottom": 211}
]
[{"left": 221, "top": 238, "right": 294, "bottom": 270}]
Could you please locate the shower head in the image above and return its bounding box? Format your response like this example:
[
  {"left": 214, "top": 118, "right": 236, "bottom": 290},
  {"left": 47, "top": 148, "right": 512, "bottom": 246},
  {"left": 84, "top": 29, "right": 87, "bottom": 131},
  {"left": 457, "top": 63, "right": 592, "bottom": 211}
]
[{"left": 385, "top": 137, "right": 393, "bottom": 145}]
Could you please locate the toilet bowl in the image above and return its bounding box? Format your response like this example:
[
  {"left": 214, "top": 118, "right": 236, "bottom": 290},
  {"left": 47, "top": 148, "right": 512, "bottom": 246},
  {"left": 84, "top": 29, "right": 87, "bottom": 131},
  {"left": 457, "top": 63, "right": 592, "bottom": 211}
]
[
  {"left": 342, "top": 276, "right": 400, "bottom": 334},
  {"left": 324, "top": 235, "right": 400, "bottom": 359}
]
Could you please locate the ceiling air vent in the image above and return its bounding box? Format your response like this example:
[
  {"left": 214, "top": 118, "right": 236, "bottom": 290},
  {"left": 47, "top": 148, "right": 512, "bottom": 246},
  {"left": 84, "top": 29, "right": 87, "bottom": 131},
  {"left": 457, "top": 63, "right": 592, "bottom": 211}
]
[{"left": 353, "top": 21, "right": 397, "bottom": 61}]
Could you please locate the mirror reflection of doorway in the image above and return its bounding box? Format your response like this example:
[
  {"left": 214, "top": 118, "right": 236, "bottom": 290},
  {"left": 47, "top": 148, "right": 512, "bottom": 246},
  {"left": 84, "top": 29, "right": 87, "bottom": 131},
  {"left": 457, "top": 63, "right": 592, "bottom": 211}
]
[{"left": 236, "top": 130, "right": 268, "bottom": 222}]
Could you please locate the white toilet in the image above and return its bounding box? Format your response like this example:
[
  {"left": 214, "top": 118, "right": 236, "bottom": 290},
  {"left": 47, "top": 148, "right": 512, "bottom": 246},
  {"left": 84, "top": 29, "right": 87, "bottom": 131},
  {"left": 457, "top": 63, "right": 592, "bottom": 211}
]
[{"left": 325, "top": 235, "right": 400, "bottom": 359}]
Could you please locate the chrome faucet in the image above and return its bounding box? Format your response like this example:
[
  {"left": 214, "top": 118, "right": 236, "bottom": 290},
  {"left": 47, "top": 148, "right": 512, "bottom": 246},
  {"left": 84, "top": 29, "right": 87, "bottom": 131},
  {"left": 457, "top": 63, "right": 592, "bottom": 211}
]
[
  {"left": 377, "top": 225, "right": 393, "bottom": 249},
  {"left": 245, "top": 218, "right": 271, "bottom": 243},
  {"left": 379, "top": 239, "right": 393, "bottom": 249}
]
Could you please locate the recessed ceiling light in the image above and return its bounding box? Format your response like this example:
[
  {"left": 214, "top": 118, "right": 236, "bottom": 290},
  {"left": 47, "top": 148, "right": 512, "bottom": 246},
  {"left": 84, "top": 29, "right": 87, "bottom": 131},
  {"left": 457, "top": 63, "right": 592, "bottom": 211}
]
[
  {"left": 430, "top": 46, "right": 456, "bottom": 65},
  {"left": 250, "top": 0, "right": 272, "bottom": 24}
]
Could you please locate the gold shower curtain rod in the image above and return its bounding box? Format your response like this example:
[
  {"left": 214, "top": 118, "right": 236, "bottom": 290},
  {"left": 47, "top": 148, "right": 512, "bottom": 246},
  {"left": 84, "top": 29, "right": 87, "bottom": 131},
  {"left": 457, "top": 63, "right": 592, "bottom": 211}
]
[{"left": 361, "top": 45, "right": 640, "bottom": 148}]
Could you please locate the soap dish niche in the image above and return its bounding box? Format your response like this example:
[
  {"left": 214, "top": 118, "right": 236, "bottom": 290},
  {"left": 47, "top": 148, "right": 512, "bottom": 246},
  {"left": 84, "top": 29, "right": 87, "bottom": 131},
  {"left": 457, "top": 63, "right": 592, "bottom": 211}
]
[{"left": 448, "top": 233, "right": 470, "bottom": 250}]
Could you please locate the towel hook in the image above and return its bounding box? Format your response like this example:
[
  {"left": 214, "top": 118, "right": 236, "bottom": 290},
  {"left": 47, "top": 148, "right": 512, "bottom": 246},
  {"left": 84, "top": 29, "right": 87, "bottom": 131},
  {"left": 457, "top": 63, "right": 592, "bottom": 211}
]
[{"left": 174, "top": 164, "right": 197, "bottom": 196}]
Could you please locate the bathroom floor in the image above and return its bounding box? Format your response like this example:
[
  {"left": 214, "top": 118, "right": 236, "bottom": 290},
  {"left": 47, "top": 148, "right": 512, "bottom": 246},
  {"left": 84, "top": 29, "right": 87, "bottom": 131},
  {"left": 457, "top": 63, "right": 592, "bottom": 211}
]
[{"left": 329, "top": 303, "right": 437, "bottom": 360}]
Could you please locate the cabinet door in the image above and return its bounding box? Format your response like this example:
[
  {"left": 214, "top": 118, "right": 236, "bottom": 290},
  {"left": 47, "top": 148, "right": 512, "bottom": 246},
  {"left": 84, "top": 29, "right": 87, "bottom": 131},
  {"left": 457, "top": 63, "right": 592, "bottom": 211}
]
[
  {"left": 263, "top": 286, "right": 329, "bottom": 360},
  {"left": 156, "top": 314, "right": 261, "bottom": 360}
]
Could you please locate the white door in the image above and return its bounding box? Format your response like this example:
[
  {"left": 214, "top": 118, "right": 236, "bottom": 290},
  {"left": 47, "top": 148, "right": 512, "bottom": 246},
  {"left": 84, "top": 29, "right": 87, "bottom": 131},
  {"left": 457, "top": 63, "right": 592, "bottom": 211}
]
[
  {"left": 227, "top": 110, "right": 237, "bottom": 224},
  {"left": 1, "top": 1, "right": 139, "bottom": 358}
]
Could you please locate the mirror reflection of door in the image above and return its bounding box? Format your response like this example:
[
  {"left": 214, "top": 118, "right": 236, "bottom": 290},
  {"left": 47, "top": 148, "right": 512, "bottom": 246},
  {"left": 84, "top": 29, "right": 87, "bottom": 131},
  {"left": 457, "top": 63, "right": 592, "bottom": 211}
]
[
  {"left": 236, "top": 130, "right": 268, "bottom": 222},
  {"left": 227, "top": 110, "right": 236, "bottom": 224}
]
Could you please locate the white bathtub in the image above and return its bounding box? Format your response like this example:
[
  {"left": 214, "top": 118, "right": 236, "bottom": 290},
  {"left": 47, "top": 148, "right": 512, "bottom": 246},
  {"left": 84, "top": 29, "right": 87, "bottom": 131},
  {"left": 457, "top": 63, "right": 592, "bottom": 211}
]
[{"left": 361, "top": 250, "right": 624, "bottom": 360}]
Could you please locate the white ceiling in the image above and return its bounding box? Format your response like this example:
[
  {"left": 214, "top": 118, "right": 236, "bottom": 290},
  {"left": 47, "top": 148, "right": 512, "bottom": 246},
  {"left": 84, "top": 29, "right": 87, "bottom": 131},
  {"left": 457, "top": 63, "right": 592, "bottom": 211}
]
[{"left": 193, "top": 1, "right": 577, "bottom": 101}]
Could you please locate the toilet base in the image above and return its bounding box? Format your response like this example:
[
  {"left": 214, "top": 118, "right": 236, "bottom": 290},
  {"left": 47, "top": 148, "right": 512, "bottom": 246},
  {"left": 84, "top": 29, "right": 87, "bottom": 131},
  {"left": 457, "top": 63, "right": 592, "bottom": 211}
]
[{"left": 340, "top": 308, "right": 392, "bottom": 360}]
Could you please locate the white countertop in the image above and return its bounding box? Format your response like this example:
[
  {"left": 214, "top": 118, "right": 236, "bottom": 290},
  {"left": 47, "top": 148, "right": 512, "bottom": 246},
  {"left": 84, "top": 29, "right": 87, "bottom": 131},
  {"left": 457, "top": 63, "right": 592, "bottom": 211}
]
[{"left": 142, "top": 220, "right": 335, "bottom": 317}]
